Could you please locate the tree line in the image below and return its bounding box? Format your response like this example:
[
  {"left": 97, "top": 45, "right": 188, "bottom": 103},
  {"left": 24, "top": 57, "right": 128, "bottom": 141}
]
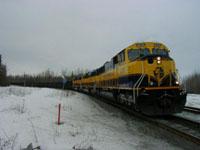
[
  {"left": 0, "top": 55, "right": 8, "bottom": 86},
  {"left": 0, "top": 64, "right": 7, "bottom": 86},
  {"left": 182, "top": 72, "right": 200, "bottom": 94},
  {"left": 7, "top": 68, "right": 88, "bottom": 89},
  {"left": 8, "top": 69, "right": 73, "bottom": 89}
]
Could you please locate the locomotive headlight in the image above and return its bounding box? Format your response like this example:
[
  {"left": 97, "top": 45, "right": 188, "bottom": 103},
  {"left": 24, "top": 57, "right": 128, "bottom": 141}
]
[
  {"left": 157, "top": 57, "right": 161, "bottom": 61},
  {"left": 157, "top": 57, "right": 161, "bottom": 64},
  {"left": 175, "top": 81, "right": 179, "bottom": 85},
  {"left": 157, "top": 60, "right": 161, "bottom": 64}
]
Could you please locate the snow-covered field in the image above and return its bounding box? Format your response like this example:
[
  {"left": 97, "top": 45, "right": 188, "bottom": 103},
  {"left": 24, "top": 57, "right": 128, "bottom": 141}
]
[
  {"left": 186, "top": 94, "right": 200, "bottom": 108},
  {"left": 0, "top": 86, "right": 198, "bottom": 150}
]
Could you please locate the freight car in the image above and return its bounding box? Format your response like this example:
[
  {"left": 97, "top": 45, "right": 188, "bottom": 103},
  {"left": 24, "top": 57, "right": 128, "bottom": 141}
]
[{"left": 73, "top": 42, "right": 187, "bottom": 115}]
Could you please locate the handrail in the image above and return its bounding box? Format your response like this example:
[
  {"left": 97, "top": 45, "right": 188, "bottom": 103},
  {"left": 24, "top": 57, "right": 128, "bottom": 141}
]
[{"left": 132, "top": 61, "right": 145, "bottom": 104}]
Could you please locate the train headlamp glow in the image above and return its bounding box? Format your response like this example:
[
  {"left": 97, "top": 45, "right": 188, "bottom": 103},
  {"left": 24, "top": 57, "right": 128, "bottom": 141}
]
[
  {"left": 157, "top": 57, "right": 161, "bottom": 61},
  {"left": 157, "top": 60, "right": 161, "bottom": 64},
  {"left": 157, "top": 57, "right": 161, "bottom": 64},
  {"left": 175, "top": 81, "right": 179, "bottom": 85}
]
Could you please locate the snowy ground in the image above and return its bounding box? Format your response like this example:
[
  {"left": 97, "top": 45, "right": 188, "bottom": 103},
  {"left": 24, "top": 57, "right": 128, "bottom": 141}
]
[
  {"left": 186, "top": 94, "right": 200, "bottom": 109},
  {"left": 176, "top": 94, "right": 200, "bottom": 123},
  {"left": 0, "top": 86, "right": 198, "bottom": 150}
]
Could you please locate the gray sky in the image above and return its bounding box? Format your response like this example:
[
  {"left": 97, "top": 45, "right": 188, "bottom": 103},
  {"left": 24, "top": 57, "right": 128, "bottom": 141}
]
[{"left": 0, "top": 0, "right": 200, "bottom": 77}]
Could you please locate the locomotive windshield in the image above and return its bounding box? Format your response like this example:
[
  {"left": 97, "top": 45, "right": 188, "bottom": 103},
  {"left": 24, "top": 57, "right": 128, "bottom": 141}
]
[
  {"left": 152, "top": 48, "right": 168, "bottom": 56},
  {"left": 128, "top": 48, "right": 150, "bottom": 61}
]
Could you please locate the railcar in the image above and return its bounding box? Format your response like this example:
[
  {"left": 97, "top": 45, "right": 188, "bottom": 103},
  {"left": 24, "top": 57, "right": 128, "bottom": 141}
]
[{"left": 73, "top": 42, "right": 187, "bottom": 115}]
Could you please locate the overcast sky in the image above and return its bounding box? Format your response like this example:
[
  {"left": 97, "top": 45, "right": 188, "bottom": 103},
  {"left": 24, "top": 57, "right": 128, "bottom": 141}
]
[{"left": 0, "top": 0, "right": 200, "bottom": 77}]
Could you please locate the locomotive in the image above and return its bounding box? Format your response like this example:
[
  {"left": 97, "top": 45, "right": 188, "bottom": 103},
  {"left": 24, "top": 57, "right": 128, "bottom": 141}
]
[{"left": 73, "top": 42, "right": 187, "bottom": 115}]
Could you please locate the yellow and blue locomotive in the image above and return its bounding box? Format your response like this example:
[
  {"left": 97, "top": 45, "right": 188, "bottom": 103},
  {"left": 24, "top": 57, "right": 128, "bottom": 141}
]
[{"left": 73, "top": 42, "right": 186, "bottom": 115}]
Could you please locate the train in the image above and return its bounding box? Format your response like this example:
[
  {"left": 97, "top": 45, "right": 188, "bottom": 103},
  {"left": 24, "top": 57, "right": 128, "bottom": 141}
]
[{"left": 72, "top": 42, "right": 187, "bottom": 116}]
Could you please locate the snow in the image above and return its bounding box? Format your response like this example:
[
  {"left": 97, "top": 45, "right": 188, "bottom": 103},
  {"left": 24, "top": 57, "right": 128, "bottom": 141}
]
[
  {"left": 176, "top": 93, "right": 200, "bottom": 123},
  {"left": 186, "top": 94, "right": 200, "bottom": 109},
  {"left": 0, "top": 86, "right": 195, "bottom": 150}
]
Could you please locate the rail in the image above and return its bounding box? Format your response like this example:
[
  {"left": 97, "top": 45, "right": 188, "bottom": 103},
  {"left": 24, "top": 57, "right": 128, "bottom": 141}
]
[{"left": 184, "top": 106, "right": 200, "bottom": 114}]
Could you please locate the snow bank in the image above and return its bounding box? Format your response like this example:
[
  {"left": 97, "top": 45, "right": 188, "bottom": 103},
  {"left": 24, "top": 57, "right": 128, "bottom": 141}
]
[{"left": 186, "top": 94, "right": 200, "bottom": 108}]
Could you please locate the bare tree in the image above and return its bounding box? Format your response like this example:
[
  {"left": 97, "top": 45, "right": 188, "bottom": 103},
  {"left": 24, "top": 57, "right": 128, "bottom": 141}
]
[{"left": 183, "top": 72, "right": 200, "bottom": 94}]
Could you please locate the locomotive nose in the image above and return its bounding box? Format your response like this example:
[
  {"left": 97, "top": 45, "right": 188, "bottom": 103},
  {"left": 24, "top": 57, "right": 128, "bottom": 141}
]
[
  {"left": 158, "top": 96, "right": 172, "bottom": 108},
  {"left": 147, "top": 56, "right": 162, "bottom": 65}
]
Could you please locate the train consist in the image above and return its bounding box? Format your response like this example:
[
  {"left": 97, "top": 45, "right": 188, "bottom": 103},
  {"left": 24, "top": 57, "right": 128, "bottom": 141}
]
[{"left": 73, "top": 42, "right": 187, "bottom": 115}]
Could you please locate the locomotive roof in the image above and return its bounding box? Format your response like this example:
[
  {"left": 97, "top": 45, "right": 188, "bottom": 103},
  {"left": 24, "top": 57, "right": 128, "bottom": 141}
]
[{"left": 126, "top": 42, "right": 170, "bottom": 51}]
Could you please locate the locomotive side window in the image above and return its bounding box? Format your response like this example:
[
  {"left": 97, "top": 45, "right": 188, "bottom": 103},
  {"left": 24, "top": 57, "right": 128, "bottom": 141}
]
[
  {"left": 117, "top": 51, "right": 125, "bottom": 63},
  {"left": 121, "top": 51, "right": 125, "bottom": 62},
  {"left": 152, "top": 49, "right": 168, "bottom": 56},
  {"left": 128, "top": 49, "right": 139, "bottom": 61}
]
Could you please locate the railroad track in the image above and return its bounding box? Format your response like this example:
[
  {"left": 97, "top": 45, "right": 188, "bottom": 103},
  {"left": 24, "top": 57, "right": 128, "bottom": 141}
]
[
  {"left": 79, "top": 91, "right": 200, "bottom": 146},
  {"left": 184, "top": 106, "right": 200, "bottom": 114},
  {"left": 162, "top": 115, "right": 200, "bottom": 144},
  {"left": 114, "top": 102, "right": 200, "bottom": 145},
  {"left": 172, "top": 115, "right": 200, "bottom": 129}
]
